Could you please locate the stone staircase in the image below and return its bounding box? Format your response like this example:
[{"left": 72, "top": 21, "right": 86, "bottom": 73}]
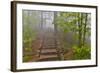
[{"left": 37, "top": 32, "right": 61, "bottom": 61}]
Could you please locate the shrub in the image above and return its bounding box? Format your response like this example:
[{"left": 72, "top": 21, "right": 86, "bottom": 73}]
[{"left": 73, "top": 45, "right": 91, "bottom": 60}]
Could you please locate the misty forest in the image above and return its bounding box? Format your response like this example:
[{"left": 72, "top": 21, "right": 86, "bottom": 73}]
[{"left": 23, "top": 10, "right": 91, "bottom": 62}]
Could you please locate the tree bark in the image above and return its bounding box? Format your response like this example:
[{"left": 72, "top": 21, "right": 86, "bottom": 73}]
[
  {"left": 78, "top": 13, "right": 83, "bottom": 48},
  {"left": 83, "top": 13, "right": 88, "bottom": 46}
]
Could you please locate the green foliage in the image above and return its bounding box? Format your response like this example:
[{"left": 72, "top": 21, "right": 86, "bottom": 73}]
[
  {"left": 23, "top": 23, "right": 37, "bottom": 52},
  {"left": 23, "top": 56, "right": 33, "bottom": 62},
  {"left": 23, "top": 11, "right": 38, "bottom": 52},
  {"left": 55, "top": 12, "right": 91, "bottom": 60},
  {"left": 73, "top": 45, "right": 91, "bottom": 60},
  {"left": 55, "top": 12, "right": 81, "bottom": 33}
]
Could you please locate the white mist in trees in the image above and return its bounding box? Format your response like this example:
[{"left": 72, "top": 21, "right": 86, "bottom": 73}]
[
  {"left": 55, "top": 12, "right": 91, "bottom": 48},
  {"left": 22, "top": 10, "right": 91, "bottom": 61},
  {"left": 23, "top": 10, "right": 42, "bottom": 52},
  {"left": 55, "top": 12, "right": 91, "bottom": 59}
]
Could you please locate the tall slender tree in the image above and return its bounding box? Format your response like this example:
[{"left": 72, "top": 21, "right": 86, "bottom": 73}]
[{"left": 83, "top": 13, "right": 88, "bottom": 46}]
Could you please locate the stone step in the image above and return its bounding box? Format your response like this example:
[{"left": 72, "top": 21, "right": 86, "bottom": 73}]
[
  {"left": 38, "top": 57, "right": 59, "bottom": 61},
  {"left": 43, "top": 42, "right": 55, "bottom": 45},
  {"left": 39, "top": 49, "right": 57, "bottom": 53},
  {"left": 37, "top": 48, "right": 58, "bottom": 55},
  {"left": 41, "top": 47, "right": 57, "bottom": 49},
  {"left": 38, "top": 54, "right": 58, "bottom": 61},
  {"left": 40, "top": 52, "right": 57, "bottom": 55},
  {"left": 42, "top": 46, "right": 56, "bottom": 49}
]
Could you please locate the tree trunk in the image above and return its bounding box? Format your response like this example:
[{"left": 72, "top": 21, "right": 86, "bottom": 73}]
[
  {"left": 83, "top": 13, "right": 88, "bottom": 46},
  {"left": 78, "top": 13, "right": 83, "bottom": 48}
]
